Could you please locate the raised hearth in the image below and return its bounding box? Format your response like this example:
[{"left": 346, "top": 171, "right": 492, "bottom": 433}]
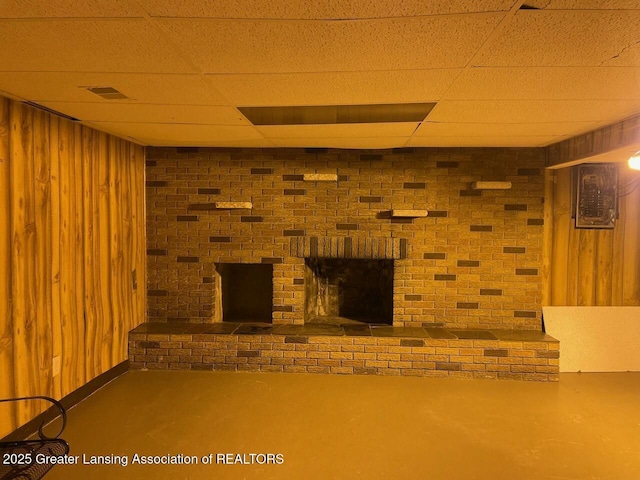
[{"left": 129, "top": 323, "right": 559, "bottom": 382}]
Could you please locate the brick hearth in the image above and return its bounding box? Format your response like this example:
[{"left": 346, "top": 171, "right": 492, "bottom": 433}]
[{"left": 129, "top": 323, "right": 559, "bottom": 381}]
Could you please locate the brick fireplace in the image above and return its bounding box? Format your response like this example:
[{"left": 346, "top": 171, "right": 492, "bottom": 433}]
[
  {"left": 138, "top": 147, "right": 559, "bottom": 381},
  {"left": 146, "top": 147, "right": 545, "bottom": 329}
]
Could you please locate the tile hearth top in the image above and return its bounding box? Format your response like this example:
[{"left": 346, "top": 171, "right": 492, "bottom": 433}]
[{"left": 131, "top": 322, "right": 557, "bottom": 343}]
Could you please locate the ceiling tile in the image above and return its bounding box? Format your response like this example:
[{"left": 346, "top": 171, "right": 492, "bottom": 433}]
[
  {"left": 0, "top": 0, "right": 143, "bottom": 17},
  {"left": 474, "top": 10, "right": 640, "bottom": 67},
  {"left": 405, "top": 135, "right": 566, "bottom": 147},
  {"left": 138, "top": 0, "right": 514, "bottom": 18},
  {"left": 0, "top": 19, "right": 195, "bottom": 73},
  {"left": 207, "top": 70, "right": 460, "bottom": 106},
  {"left": 157, "top": 14, "right": 503, "bottom": 73},
  {"left": 88, "top": 122, "right": 265, "bottom": 146},
  {"left": 428, "top": 99, "right": 640, "bottom": 124},
  {"left": 38, "top": 102, "right": 249, "bottom": 125},
  {"left": 444, "top": 67, "right": 640, "bottom": 100},
  {"left": 256, "top": 123, "right": 420, "bottom": 138},
  {"left": 267, "top": 136, "right": 411, "bottom": 149},
  {"left": 0, "top": 72, "right": 229, "bottom": 104},
  {"left": 539, "top": 0, "right": 640, "bottom": 9},
  {"left": 413, "top": 121, "right": 599, "bottom": 137}
]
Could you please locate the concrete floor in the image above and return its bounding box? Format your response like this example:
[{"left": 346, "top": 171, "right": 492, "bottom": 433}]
[{"left": 44, "top": 371, "right": 640, "bottom": 480}]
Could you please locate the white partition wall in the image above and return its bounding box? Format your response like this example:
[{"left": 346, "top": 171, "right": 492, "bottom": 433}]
[{"left": 543, "top": 306, "right": 640, "bottom": 372}]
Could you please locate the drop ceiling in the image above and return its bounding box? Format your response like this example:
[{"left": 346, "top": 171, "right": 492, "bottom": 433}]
[{"left": 0, "top": 0, "right": 639, "bottom": 148}]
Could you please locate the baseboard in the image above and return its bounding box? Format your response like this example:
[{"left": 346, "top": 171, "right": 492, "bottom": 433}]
[{"left": 1, "top": 360, "right": 129, "bottom": 442}]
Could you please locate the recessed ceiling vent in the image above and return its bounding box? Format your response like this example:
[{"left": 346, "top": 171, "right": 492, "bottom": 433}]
[
  {"left": 238, "top": 103, "right": 436, "bottom": 126},
  {"left": 86, "top": 86, "right": 129, "bottom": 100},
  {"left": 23, "top": 101, "right": 79, "bottom": 122}
]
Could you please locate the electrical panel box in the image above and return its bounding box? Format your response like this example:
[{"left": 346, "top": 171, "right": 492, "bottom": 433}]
[{"left": 575, "top": 164, "right": 618, "bottom": 229}]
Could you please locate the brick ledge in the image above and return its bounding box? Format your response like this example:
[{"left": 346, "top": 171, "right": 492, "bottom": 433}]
[{"left": 129, "top": 323, "right": 559, "bottom": 382}]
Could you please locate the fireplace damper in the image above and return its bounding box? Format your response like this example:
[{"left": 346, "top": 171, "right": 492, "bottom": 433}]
[
  {"left": 304, "top": 258, "right": 393, "bottom": 325},
  {"left": 215, "top": 263, "right": 273, "bottom": 323}
]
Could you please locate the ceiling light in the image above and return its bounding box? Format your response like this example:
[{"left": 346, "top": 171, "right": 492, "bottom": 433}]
[{"left": 629, "top": 151, "right": 640, "bottom": 170}]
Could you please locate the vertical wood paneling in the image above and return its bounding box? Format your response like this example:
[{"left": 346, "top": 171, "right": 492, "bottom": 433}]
[
  {"left": 577, "top": 229, "right": 596, "bottom": 305},
  {"left": 98, "top": 133, "right": 113, "bottom": 371},
  {"left": 131, "top": 144, "right": 146, "bottom": 326},
  {"left": 82, "top": 126, "right": 97, "bottom": 381},
  {"left": 595, "top": 231, "right": 614, "bottom": 305},
  {"left": 109, "top": 137, "right": 123, "bottom": 364},
  {"left": 550, "top": 168, "right": 570, "bottom": 305},
  {"left": 611, "top": 194, "right": 626, "bottom": 306},
  {"left": 33, "top": 109, "right": 53, "bottom": 399},
  {"left": 622, "top": 181, "right": 640, "bottom": 304},
  {"left": 0, "top": 97, "right": 14, "bottom": 435},
  {"left": 545, "top": 165, "right": 640, "bottom": 306},
  {"left": 58, "top": 116, "right": 75, "bottom": 397},
  {"left": 72, "top": 123, "right": 86, "bottom": 391},
  {"left": 10, "top": 102, "right": 40, "bottom": 424},
  {"left": 542, "top": 170, "right": 555, "bottom": 306},
  {"left": 49, "top": 116, "right": 62, "bottom": 400},
  {"left": 120, "top": 141, "right": 134, "bottom": 355},
  {"left": 0, "top": 96, "right": 146, "bottom": 438}
]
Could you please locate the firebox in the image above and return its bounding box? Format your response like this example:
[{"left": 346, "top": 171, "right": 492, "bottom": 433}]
[
  {"left": 214, "top": 263, "right": 273, "bottom": 323},
  {"left": 304, "top": 258, "right": 393, "bottom": 325}
]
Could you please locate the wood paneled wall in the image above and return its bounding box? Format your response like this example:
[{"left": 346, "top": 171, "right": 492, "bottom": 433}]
[
  {"left": 543, "top": 166, "right": 640, "bottom": 306},
  {"left": 0, "top": 96, "right": 146, "bottom": 438}
]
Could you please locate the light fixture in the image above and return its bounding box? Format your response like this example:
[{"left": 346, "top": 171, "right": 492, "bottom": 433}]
[{"left": 629, "top": 151, "right": 640, "bottom": 170}]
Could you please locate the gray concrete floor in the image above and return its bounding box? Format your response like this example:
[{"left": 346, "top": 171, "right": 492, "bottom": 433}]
[{"left": 44, "top": 371, "right": 640, "bottom": 480}]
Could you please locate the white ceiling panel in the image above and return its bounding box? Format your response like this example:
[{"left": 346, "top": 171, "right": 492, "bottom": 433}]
[
  {"left": 413, "top": 121, "right": 600, "bottom": 138},
  {"left": 539, "top": 0, "right": 640, "bottom": 9},
  {"left": 0, "top": 72, "right": 228, "bottom": 104},
  {"left": 88, "top": 122, "right": 265, "bottom": 145},
  {"left": 268, "top": 136, "right": 411, "bottom": 149},
  {"left": 39, "top": 102, "right": 249, "bottom": 125},
  {"left": 158, "top": 15, "right": 503, "bottom": 74},
  {"left": 428, "top": 100, "right": 640, "bottom": 124},
  {"left": 0, "top": 0, "right": 143, "bottom": 18},
  {"left": 474, "top": 10, "right": 640, "bottom": 67},
  {"left": 257, "top": 122, "right": 420, "bottom": 139},
  {"left": 207, "top": 69, "right": 461, "bottom": 106},
  {"left": 0, "top": 1, "right": 639, "bottom": 148},
  {"left": 405, "top": 135, "right": 566, "bottom": 147},
  {"left": 445, "top": 67, "right": 640, "bottom": 100},
  {"left": 0, "top": 19, "right": 195, "bottom": 73},
  {"left": 137, "top": 0, "right": 514, "bottom": 18}
]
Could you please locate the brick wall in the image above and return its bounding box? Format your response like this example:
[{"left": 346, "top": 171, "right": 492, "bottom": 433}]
[{"left": 146, "top": 147, "right": 546, "bottom": 329}]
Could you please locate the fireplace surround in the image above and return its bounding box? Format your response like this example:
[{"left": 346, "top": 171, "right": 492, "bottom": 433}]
[{"left": 146, "top": 147, "right": 546, "bottom": 330}]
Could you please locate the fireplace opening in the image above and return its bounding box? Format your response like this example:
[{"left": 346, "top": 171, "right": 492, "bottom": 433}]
[
  {"left": 215, "top": 263, "right": 273, "bottom": 323},
  {"left": 304, "top": 258, "right": 393, "bottom": 325}
]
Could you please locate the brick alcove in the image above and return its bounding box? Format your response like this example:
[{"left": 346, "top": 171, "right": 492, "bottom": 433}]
[{"left": 213, "top": 263, "right": 273, "bottom": 323}]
